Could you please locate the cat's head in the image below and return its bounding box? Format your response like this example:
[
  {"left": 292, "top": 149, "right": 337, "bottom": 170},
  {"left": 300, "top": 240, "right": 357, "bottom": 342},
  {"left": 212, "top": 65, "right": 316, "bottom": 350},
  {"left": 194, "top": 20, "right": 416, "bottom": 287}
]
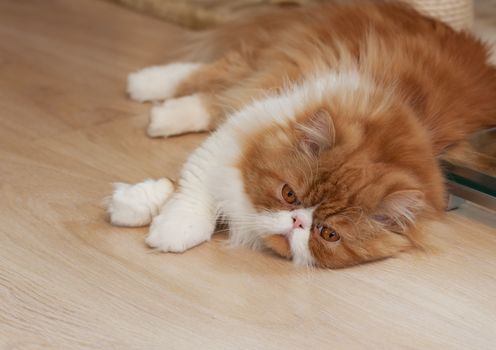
[{"left": 226, "top": 75, "right": 444, "bottom": 268}]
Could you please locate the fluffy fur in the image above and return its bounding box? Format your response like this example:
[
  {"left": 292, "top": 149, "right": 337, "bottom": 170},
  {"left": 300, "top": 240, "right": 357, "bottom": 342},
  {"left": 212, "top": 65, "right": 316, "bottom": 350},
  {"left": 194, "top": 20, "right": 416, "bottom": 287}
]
[
  {"left": 112, "top": 1, "right": 496, "bottom": 268},
  {"left": 109, "top": 178, "right": 174, "bottom": 227}
]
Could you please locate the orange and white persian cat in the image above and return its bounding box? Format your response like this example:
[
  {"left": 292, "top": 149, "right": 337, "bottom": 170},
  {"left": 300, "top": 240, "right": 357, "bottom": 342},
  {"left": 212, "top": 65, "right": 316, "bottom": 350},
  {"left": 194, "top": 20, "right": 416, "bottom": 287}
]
[{"left": 108, "top": 1, "right": 496, "bottom": 268}]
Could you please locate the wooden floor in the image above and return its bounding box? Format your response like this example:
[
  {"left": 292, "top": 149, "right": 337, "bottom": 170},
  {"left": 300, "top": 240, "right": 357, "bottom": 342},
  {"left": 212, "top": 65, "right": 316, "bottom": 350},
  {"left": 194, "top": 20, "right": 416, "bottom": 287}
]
[{"left": 1, "top": 0, "right": 495, "bottom": 348}]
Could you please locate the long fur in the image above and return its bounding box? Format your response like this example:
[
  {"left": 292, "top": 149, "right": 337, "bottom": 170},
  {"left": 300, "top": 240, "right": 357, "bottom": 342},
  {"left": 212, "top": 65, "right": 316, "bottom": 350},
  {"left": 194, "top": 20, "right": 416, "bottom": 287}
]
[{"left": 113, "top": 1, "right": 496, "bottom": 268}]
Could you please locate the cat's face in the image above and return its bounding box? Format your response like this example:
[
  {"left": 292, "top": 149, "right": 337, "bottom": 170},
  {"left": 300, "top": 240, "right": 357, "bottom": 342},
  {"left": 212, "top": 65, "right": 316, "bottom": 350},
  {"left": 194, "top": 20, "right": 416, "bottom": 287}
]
[{"left": 235, "top": 102, "right": 442, "bottom": 268}]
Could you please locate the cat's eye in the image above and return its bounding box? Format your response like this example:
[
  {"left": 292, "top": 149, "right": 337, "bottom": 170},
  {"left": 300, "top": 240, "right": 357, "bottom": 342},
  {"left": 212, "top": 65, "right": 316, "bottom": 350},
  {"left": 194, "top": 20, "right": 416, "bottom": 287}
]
[
  {"left": 315, "top": 224, "right": 340, "bottom": 242},
  {"left": 281, "top": 184, "right": 299, "bottom": 205}
]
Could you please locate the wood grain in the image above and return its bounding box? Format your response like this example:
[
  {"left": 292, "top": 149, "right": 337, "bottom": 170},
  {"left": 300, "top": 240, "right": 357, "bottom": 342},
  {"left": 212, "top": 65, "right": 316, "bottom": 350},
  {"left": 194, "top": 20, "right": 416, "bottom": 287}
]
[{"left": 0, "top": 0, "right": 495, "bottom": 349}]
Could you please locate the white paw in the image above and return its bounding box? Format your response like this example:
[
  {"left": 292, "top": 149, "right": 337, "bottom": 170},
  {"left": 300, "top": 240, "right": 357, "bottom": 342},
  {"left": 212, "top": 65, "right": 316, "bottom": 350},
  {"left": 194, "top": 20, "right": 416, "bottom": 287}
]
[
  {"left": 108, "top": 178, "right": 174, "bottom": 227},
  {"left": 145, "top": 199, "right": 215, "bottom": 252},
  {"left": 147, "top": 95, "right": 211, "bottom": 137},
  {"left": 127, "top": 63, "right": 203, "bottom": 102}
]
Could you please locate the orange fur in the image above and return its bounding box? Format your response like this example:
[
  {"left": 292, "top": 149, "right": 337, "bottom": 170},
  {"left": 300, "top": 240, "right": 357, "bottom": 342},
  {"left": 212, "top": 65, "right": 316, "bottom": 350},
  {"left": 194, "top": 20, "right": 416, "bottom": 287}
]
[{"left": 175, "top": 1, "right": 496, "bottom": 267}]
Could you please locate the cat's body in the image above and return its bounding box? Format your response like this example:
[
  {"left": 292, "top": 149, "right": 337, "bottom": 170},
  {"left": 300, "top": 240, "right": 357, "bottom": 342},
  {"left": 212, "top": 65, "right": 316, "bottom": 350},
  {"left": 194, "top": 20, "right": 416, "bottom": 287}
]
[{"left": 109, "top": 1, "right": 496, "bottom": 268}]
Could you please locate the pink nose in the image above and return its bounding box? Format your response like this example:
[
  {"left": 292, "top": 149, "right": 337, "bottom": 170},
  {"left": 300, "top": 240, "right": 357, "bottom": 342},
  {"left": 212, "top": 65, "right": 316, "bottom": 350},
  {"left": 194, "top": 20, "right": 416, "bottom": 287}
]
[{"left": 292, "top": 216, "right": 304, "bottom": 229}]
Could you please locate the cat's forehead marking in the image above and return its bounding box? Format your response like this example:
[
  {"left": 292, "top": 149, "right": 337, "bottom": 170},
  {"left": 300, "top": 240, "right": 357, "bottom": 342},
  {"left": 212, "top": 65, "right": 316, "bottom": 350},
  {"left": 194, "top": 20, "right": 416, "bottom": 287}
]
[
  {"left": 302, "top": 176, "right": 340, "bottom": 205},
  {"left": 315, "top": 202, "right": 351, "bottom": 220}
]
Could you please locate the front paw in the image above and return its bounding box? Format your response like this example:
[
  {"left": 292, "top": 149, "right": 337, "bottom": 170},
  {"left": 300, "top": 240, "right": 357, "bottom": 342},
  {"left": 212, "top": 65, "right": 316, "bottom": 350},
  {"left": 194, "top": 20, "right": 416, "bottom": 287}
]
[
  {"left": 145, "top": 204, "right": 215, "bottom": 253},
  {"left": 108, "top": 178, "right": 174, "bottom": 227}
]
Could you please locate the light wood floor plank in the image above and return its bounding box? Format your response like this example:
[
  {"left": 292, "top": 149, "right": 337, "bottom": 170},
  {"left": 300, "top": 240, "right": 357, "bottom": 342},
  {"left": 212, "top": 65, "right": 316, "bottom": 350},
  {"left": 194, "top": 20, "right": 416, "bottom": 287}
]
[{"left": 1, "top": 0, "right": 495, "bottom": 349}]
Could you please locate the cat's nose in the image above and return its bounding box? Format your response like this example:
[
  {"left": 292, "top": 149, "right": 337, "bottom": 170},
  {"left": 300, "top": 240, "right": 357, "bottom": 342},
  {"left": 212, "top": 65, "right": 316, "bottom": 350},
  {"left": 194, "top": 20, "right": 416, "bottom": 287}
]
[{"left": 292, "top": 215, "right": 305, "bottom": 229}]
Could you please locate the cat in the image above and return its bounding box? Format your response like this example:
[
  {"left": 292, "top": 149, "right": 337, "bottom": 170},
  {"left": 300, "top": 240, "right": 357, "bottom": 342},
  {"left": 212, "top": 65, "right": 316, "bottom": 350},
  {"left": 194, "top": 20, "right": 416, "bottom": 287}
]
[{"left": 108, "top": 1, "right": 496, "bottom": 268}]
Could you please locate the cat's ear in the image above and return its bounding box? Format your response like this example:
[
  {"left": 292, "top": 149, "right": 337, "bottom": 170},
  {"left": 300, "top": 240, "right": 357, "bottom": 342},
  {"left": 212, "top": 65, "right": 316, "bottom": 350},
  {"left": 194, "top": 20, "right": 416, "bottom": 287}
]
[
  {"left": 372, "top": 190, "right": 425, "bottom": 233},
  {"left": 296, "top": 109, "right": 335, "bottom": 155}
]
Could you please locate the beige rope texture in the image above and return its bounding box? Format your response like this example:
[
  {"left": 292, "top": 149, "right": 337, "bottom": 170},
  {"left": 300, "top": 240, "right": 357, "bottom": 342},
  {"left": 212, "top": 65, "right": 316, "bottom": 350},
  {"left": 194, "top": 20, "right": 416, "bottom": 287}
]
[{"left": 403, "top": 0, "right": 474, "bottom": 30}]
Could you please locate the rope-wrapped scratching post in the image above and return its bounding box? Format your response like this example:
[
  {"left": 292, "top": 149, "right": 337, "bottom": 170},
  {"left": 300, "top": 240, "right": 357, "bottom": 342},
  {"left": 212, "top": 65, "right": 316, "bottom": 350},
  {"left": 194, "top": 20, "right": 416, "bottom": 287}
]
[{"left": 402, "top": 0, "right": 474, "bottom": 30}]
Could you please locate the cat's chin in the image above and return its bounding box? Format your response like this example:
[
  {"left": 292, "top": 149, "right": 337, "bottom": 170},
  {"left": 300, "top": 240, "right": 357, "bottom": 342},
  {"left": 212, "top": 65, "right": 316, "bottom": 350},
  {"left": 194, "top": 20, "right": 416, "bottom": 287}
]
[{"left": 262, "top": 234, "right": 292, "bottom": 259}]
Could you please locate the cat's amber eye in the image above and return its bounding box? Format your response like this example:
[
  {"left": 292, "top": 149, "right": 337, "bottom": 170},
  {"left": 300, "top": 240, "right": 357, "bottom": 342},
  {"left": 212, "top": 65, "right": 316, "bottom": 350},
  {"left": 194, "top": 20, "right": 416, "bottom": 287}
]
[
  {"left": 281, "top": 184, "right": 299, "bottom": 205},
  {"left": 315, "top": 224, "right": 340, "bottom": 242}
]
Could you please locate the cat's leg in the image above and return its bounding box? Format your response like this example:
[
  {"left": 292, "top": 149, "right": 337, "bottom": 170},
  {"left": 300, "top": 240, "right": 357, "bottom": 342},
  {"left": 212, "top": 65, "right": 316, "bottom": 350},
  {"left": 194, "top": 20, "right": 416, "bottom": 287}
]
[
  {"left": 108, "top": 178, "right": 174, "bottom": 227},
  {"left": 127, "top": 54, "right": 242, "bottom": 103},
  {"left": 146, "top": 93, "right": 215, "bottom": 137},
  {"left": 145, "top": 141, "right": 220, "bottom": 252},
  {"left": 127, "top": 63, "right": 203, "bottom": 102},
  {"left": 145, "top": 191, "right": 216, "bottom": 252},
  {"left": 137, "top": 54, "right": 253, "bottom": 136}
]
